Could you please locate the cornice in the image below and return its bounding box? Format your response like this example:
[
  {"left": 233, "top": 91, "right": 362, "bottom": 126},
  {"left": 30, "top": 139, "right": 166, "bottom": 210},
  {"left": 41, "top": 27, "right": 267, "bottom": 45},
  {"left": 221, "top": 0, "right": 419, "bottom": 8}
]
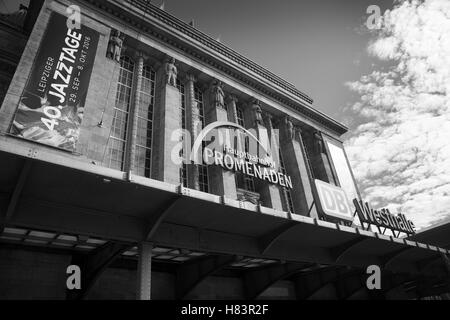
[{"left": 81, "top": 0, "right": 348, "bottom": 135}]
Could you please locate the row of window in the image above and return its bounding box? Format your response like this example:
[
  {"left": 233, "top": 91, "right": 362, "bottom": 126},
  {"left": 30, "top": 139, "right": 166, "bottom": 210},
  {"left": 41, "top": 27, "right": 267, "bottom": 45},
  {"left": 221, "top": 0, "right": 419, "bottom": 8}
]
[
  {"left": 102, "top": 55, "right": 293, "bottom": 212},
  {"left": 104, "top": 56, "right": 135, "bottom": 171},
  {"left": 103, "top": 56, "right": 210, "bottom": 192}
]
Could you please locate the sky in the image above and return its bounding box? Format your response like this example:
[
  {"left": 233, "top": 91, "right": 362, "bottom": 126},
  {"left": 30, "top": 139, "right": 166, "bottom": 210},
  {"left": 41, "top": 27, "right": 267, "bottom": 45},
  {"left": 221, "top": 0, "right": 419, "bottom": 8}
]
[{"left": 1, "top": 0, "right": 449, "bottom": 230}]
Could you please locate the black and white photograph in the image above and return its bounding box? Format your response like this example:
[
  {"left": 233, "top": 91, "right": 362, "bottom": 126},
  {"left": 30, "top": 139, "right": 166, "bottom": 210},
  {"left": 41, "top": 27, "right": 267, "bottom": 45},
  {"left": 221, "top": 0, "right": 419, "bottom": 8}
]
[{"left": 0, "top": 0, "right": 449, "bottom": 309}]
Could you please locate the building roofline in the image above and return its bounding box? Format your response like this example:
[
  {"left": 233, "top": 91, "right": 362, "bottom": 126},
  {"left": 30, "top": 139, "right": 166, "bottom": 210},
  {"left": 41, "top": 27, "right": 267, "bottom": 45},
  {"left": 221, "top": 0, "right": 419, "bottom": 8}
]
[
  {"left": 126, "top": 0, "right": 313, "bottom": 103},
  {"left": 86, "top": 0, "right": 348, "bottom": 135}
]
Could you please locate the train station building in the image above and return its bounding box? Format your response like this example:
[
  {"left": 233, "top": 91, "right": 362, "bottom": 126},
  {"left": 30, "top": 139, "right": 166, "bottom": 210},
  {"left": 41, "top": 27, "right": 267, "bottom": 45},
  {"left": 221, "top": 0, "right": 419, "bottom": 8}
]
[{"left": 0, "top": 0, "right": 449, "bottom": 300}]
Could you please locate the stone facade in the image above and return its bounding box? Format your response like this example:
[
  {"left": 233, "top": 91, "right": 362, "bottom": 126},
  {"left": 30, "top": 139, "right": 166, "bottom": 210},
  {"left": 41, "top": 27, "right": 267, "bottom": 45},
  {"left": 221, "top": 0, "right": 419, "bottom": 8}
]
[{"left": 0, "top": 0, "right": 347, "bottom": 214}]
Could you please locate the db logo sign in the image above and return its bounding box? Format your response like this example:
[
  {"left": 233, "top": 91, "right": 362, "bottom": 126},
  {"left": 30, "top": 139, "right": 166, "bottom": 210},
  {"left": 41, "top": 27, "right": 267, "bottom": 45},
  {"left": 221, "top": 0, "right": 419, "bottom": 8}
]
[{"left": 314, "top": 180, "right": 353, "bottom": 221}]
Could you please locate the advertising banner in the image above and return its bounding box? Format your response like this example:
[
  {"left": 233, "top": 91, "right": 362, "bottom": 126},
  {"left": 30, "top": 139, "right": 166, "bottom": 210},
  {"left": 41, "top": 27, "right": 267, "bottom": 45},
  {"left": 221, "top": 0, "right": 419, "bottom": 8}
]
[{"left": 9, "top": 12, "right": 99, "bottom": 152}]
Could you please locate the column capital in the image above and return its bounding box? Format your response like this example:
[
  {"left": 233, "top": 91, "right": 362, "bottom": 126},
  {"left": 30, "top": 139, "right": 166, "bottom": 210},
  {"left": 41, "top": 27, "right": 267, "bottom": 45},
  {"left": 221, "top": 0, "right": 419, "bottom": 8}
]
[
  {"left": 226, "top": 94, "right": 238, "bottom": 104},
  {"left": 263, "top": 112, "right": 274, "bottom": 129},
  {"left": 134, "top": 51, "right": 149, "bottom": 61},
  {"left": 271, "top": 116, "right": 282, "bottom": 128},
  {"left": 263, "top": 112, "right": 273, "bottom": 122},
  {"left": 313, "top": 130, "right": 326, "bottom": 154},
  {"left": 185, "top": 73, "right": 197, "bottom": 84},
  {"left": 250, "top": 98, "right": 261, "bottom": 107}
]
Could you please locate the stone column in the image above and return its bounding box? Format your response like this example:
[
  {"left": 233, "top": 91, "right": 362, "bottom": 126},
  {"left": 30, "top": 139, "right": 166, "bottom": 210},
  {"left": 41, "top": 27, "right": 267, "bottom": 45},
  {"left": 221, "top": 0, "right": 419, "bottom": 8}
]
[
  {"left": 125, "top": 52, "right": 145, "bottom": 179},
  {"left": 151, "top": 56, "right": 182, "bottom": 184},
  {"left": 205, "top": 80, "right": 237, "bottom": 199},
  {"left": 280, "top": 117, "right": 317, "bottom": 218},
  {"left": 184, "top": 74, "right": 200, "bottom": 190},
  {"left": 136, "top": 242, "right": 152, "bottom": 300},
  {"left": 245, "top": 99, "right": 283, "bottom": 210},
  {"left": 226, "top": 94, "right": 238, "bottom": 123},
  {"left": 263, "top": 113, "right": 280, "bottom": 171}
]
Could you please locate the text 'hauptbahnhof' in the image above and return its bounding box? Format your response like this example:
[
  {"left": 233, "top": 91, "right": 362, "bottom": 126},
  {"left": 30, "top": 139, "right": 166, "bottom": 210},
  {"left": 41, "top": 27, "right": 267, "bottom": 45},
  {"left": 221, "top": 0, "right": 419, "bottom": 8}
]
[{"left": 0, "top": 0, "right": 449, "bottom": 300}]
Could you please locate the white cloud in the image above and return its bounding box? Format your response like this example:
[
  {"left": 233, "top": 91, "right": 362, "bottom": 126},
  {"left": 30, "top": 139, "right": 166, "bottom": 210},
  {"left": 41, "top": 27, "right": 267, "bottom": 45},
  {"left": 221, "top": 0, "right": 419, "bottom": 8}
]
[{"left": 345, "top": 0, "right": 450, "bottom": 230}]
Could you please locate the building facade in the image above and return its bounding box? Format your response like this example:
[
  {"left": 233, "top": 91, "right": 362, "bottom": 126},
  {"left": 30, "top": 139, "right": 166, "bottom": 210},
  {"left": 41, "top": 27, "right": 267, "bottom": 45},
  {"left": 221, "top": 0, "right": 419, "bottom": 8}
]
[{"left": 0, "top": 0, "right": 449, "bottom": 300}]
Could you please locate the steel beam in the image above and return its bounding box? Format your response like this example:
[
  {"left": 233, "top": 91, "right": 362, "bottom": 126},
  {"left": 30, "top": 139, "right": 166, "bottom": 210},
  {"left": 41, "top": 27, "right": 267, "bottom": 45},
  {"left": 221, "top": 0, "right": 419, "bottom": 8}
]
[
  {"left": 329, "top": 237, "right": 367, "bottom": 263},
  {"left": 1, "top": 160, "right": 32, "bottom": 232},
  {"left": 145, "top": 195, "right": 181, "bottom": 241},
  {"left": 381, "top": 273, "right": 415, "bottom": 299},
  {"left": 417, "top": 254, "right": 443, "bottom": 273},
  {"left": 293, "top": 266, "right": 345, "bottom": 299},
  {"left": 66, "top": 241, "right": 133, "bottom": 300},
  {"left": 334, "top": 270, "right": 365, "bottom": 300},
  {"left": 381, "top": 247, "right": 414, "bottom": 269},
  {"left": 257, "top": 221, "right": 298, "bottom": 254},
  {"left": 176, "top": 254, "right": 237, "bottom": 299},
  {"left": 243, "top": 262, "right": 312, "bottom": 300}
]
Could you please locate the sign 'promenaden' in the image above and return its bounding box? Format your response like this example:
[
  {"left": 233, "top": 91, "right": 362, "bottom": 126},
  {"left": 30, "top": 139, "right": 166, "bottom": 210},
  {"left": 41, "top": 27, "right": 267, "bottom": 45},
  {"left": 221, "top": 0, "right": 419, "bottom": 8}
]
[
  {"left": 186, "top": 121, "right": 293, "bottom": 189},
  {"left": 204, "top": 144, "right": 293, "bottom": 189}
]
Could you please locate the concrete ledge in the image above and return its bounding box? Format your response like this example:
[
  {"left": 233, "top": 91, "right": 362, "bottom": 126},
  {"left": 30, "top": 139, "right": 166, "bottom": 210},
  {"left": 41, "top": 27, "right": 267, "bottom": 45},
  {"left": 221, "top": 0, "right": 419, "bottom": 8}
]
[
  {"left": 315, "top": 219, "right": 338, "bottom": 230},
  {"left": 221, "top": 196, "right": 259, "bottom": 213},
  {"left": 417, "top": 242, "right": 428, "bottom": 249},
  {"left": 259, "top": 206, "right": 288, "bottom": 219},
  {"left": 179, "top": 186, "right": 221, "bottom": 204},
  {"left": 356, "top": 228, "right": 375, "bottom": 238},
  {"left": 375, "top": 233, "right": 391, "bottom": 241},
  {"left": 391, "top": 237, "right": 405, "bottom": 245},
  {"left": 337, "top": 224, "right": 358, "bottom": 234},
  {"left": 131, "top": 174, "right": 178, "bottom": 194},
  {"left": 404, "top": 240, "right": 417, "bottom": 247},
  {"left": 291, "top": 214, "right": 314, "bottom": 225},
  {"left": 438, "top": 247, "right": 447, "bottom": 254},
  {"left": 0, "top": 135, "right": 126, "bottom": 181}
]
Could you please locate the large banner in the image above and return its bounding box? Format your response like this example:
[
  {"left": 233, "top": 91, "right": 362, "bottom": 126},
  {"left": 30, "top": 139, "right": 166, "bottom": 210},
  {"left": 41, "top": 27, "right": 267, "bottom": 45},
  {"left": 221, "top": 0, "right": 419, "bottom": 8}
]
[{"left": 10, "top": 12, "right": 99, "bottom": 151}]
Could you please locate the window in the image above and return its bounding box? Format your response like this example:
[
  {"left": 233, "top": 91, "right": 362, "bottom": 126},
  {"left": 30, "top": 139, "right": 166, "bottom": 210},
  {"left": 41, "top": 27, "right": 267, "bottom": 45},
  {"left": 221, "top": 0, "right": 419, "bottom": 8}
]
[
  {"left": 194, "top": 86, "right": 209, "bottom": 192},
  {"left": 279, "top": 148, "right": 295, "bottom": 214},
  {"left": 194, "top": 86, "right": 205, "bottom": 127},
  {"left": 177, "top": 79, "right": 186, "bottom": 129},
  {"left": 236, "top": 107, "right": 245, "bottom": 126},
  {"left": 300, "top": 131, "right": 315, "bottom": 181},
  {"left": 234, "top": 106, "right": 255, "bottom": 192},
  {"left": 236, "top": 172, "right": 256, "bottom": 192},
  {"left": 198, "top": 165, "right": 209, "bottom": 193},
  {"left": 134, "top": 65, "right": 155, "bottom": 178},
  {"left": 177, "top": 79, "right": 187, "bottom": 187},
  {"left": 104, "top": 56, "right": 134, "bottom": 170}
]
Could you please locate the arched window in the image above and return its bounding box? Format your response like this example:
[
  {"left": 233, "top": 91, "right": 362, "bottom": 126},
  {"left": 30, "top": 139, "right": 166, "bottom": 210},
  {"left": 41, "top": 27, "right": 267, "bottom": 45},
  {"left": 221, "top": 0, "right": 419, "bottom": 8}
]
[
  {"left": 134, "top": 65, "right": 156, "bottom": 178},
  {"left": 104, "top": 56, "right": 135, "bottom": 170}
]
